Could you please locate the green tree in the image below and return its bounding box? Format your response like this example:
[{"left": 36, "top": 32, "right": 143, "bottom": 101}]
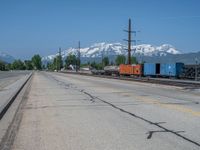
[
  {"left": 24, "top": 60, "right": 33, "bottom": 70},
  {"left": 47, "top": 62, "right": 54, "bottom": 71},
  {"left": 91, "top": 61, "right": 97, "bottom": 69},
  {"left": 52, "top": 56, "right": 62, "bottom": 71},
  {"left": 55, "top": 55, "right": 63, "bottom": 71},
  {"left": 5, "top": 63, "right": 12, "bottom": 71},
  {"left": 91, "top": 61, "right": 103, "bottom": 70},
  {"left": 131, "top": 56, "right": 138, "bottom": 64},
  {"left": 115, "top": 55, "right": 126, "bottom": 65},
  {"left": 76, "top": 58, "right": 80, "bottom": 70},
  {"left": 102, "top": 57, "right": 109, "bottom": 67},
  {"left": 65, "top": 54, "right": 77, "bottom": 68},
  {"left": 31, "top": 54, "right": 42, "bottom": 70},
  {"left": 12, "top": 59, "right": 25, "bottom": 70},
  {"left": 53, "top": 57, "right": 57, "bottom": 70},
  {"left": 0, "top": 60, "right": 6, "bottom": 71}
]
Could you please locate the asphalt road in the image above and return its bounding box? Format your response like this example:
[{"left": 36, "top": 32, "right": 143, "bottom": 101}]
[
  {"left": 0, "top": 71, "right": 31, "bottom": 79},
  {"left": 0, "top": 71, "right": 31, "bottom": 90},
  {"left": 11, "top": 72, "right": 200, "bottom": 150}
]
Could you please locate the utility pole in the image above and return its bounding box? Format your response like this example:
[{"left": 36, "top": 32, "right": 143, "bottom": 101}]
[
  {"left": 76, "top": 41, "right": 81, "bottom": 72},
  {"left": 56, "top": 53, "right": 58, "bottom": 72},
  {"left": 123, "top": 18, "right": 140, "bottom": 65},
  {"left": 124, "top": 18, "right": 133, "bottom": 65},
  {"left": 78, "top": 41, "right": 81, "bottom": 70},
  {"left": 59, "top": 47, "right": 61, "bottom": 71},
  {"left": 102, "top": 49, "right": 104, "bottom": 68},
  {"left": 128, "top": 19, "right": 131, "bottom": 65}
]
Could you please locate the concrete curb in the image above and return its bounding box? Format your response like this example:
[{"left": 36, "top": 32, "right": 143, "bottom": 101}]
[
  {"left": 0, "top": 72, "right": 33, "bottom": 149},
  {"left": 0, "top": 72, "right": 32, "bottom": 120}
]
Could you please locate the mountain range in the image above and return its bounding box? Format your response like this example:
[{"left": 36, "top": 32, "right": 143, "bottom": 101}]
[
  {"left": 42, "top": 42, "right": 183, "bottom": 63},
  {"left": 1, "top": 43, "right": 199, "bottom": 64},
  {"left": 0, "top": 51, "right": 15, "bottom": 63},
  {"left": 42, "top": 42, "right": 199, "bottom": 64}
]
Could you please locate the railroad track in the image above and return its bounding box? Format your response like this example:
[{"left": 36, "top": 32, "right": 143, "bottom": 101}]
[{"left": 60, "top": 71, "right": 200, "bottom": 88}]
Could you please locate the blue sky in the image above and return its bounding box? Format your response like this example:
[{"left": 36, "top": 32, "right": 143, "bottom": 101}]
[{"left": 0, "top": 0, "right": 200, "bottom": 59}]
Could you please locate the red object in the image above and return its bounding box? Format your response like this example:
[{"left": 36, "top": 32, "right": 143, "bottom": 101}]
[{"left": 133, "top": 64, "right": 142, "bottom": 75}]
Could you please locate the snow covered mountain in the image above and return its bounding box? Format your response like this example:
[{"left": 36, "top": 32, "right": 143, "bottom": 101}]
[
  {"left": 42, "top": 42, "right": 181, "bottom": 62},
  {"left": 0, "top": 51, "right": 15, "bottom": 63},
  {"left": 133, "top": 44, "right": 180, "bottom": 56}
]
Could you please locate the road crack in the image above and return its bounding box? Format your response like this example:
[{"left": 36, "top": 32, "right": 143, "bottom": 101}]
[{"left": 46, "top": 72, "right": 200, "bottom": 148}]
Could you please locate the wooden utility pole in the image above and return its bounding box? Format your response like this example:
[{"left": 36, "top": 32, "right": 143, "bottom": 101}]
[
  {"left": 128, "top": 19, "right": 132, "bottom": 65},
  {"left": 78, "top": 41, "right": 80, "bottom": 70},
  {"left": 59, "top": 47, "right": 61, "bottom": 71},
  {"left": 124, "top": 18, "right": 133, "bottom": 65},
  {"left": 76, "top": 41, "right": 81, "bottom": 72}
]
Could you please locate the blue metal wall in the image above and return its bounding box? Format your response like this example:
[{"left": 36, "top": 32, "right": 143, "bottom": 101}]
[
  {"left": 176, "top": 63, "right": 184, "bottom": 77},
  {"left": 160, "top": 63, "right": 184, "bottom": 76},
  {"left": 143, "top": 63, "right": 156, "bottom": 76},
  {"left": 160, "top": 64, "right": 176, "bottom": 76}
]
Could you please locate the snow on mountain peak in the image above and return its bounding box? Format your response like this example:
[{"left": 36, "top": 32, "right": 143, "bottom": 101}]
[
  {"left": 42, "top": 42, "right": 181, "bottom": 62},
  {"left": 133, "top": 43, "right": 180, "bottom": 56}
]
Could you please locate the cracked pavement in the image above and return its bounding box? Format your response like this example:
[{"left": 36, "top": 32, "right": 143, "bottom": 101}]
[{"left": 10, "top": 72, "right": 200, "bottom": 150}]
